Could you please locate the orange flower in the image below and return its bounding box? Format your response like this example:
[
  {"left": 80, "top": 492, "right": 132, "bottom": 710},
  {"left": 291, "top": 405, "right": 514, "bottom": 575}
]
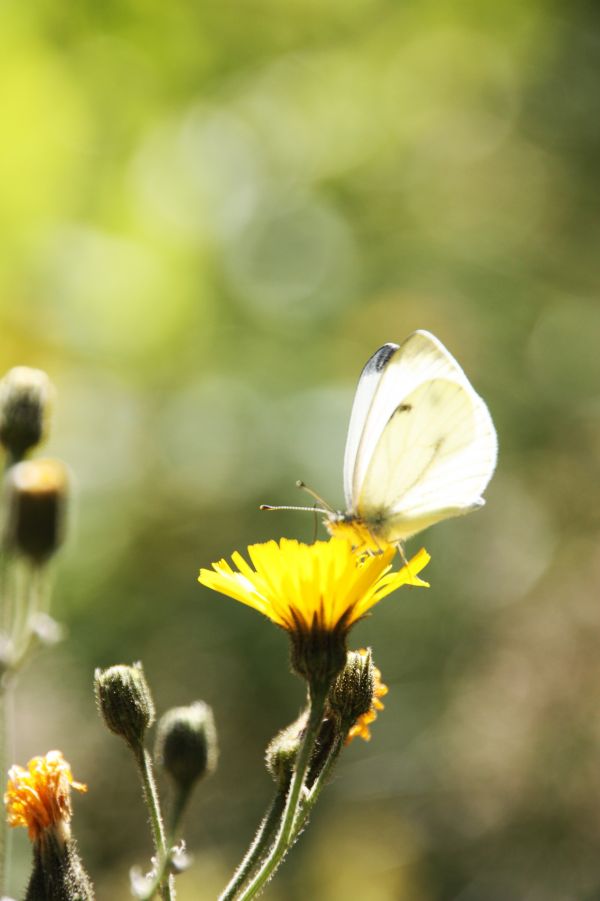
[{"left": 5, "top": 750, "right": 87, "bottom": 842}]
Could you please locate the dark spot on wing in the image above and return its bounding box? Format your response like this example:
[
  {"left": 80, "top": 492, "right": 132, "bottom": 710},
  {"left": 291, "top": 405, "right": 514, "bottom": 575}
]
[
  {"left": 364, "top": 343, "right": 398, "bottom": 375},
  {"left": 385, "top": 403, "right": 412, "bottom": 426}
]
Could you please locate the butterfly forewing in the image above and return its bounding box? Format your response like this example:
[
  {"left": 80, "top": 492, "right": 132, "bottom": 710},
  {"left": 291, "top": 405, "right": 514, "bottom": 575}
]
[
  {"left": 342, "top": 342, "right": 398, "bottom": 508},
  {"left": 347, "top": 332, "right": 474, "bottom": 505}
]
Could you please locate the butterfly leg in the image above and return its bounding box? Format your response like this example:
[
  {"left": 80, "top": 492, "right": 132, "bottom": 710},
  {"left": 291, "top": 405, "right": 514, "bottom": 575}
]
[
  {"left": 396, "top": 541, "right": 408, "bottom": 565},
  {"left": 366, "top": 529, "right": 386, "bottom": 556},
  {"left": 395, "top": 541, "right": 419, "bottom": 583}
]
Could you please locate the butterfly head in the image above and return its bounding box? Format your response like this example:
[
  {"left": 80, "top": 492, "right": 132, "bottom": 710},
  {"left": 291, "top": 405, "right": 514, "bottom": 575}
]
[{"left": 324, "top": 511, "right": 389, "bottom": 555}]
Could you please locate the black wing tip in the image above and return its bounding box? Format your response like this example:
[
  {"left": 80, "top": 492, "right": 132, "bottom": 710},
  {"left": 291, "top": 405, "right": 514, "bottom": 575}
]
[{"left": 365, "top": 343, "right": 399, "bottom": 374}]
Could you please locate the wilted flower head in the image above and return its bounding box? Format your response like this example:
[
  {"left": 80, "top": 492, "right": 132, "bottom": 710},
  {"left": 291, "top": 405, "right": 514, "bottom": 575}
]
[
  {"left": 5, "top": 751, "right": 94, "bottom": 900},
  {"left": 5, "top": 750, "right": 86, "bottom": 843}
]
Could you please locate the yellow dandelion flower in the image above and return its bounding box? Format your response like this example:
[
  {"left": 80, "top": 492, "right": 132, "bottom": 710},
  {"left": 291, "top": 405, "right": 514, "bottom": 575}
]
[
  {"left": 199, "top": 538, "right": 429, "bottom": 687},
  {"left": 346, "top": 649, "right": 389, "bottom": 744},
  {"left": 5, "top": 750, "right": 87, "bottom": 842},
  {"left": 199, "top": 538, "right": 429, "bottom": 632}
]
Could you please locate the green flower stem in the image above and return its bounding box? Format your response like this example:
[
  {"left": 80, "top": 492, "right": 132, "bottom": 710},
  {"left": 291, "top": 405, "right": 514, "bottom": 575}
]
[
  {"left": 169, "top": 787, "right": 189, "bottom": 839},
  {"left": 134, "top": 746, "right": 174, "bottom": 901},
  {"left": 292, "top": 733, "right": 343, "bottom": 837},
  {"left": 9, "top": 563, "right": 50, "bottom": 670},
  {"left": 219, "top": 789, "right": 287, "bottom": 901},
  {"left": 0, "top": 676, "right": 11, "bottom": 896},
  {"left": 11, "top": 563, "right": 34, "bottom": 661},
  {"left": 138, "top": 784, "right": 192, "bottom": 901},
  {"left": 0, "top": 446, "right": 28, "bottom": 895},
  {"left": 235, "top": 687, "right": 328, "bottom": 901},
  {"left": 0, "top": 549, "right": 15, "bottom": 897}
]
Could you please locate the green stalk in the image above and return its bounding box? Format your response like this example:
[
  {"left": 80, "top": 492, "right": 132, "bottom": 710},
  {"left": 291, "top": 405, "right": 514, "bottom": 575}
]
[
  {"left": 138, "top": 784, "right": 194, "bottom": 901},
  {"left": 235, "top": 687, "right": 327, "bottom": 900},
  {"left": 0, "top": 675, "right": 11, "bottom": 896},
  {"left": 134, "top": 747, "right": 174, "bottom": 901},
  {"left": 219, "top": 790, "right": 287, "bottom": 901},
  {"left": 292, "top": 733, "right": 343, "bottom": 837}
]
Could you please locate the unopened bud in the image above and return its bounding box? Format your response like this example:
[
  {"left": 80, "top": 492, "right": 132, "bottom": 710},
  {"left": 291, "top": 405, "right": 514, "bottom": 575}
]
[
  {"left": 94, "top": 663, "right": 155, "bottom": 750},
  {"left": 155, "top": 701, "right": 218, "bottom": 791},
  {"left": 328, "top": 648, "right": 388, "bottom": 744},
  {"left": 3, "top": 459, "right": 68, "bottom": 563},
  {"left": 0, "top": 366, "right": 52, "bottom": 462},
  {"left": 328, "top": 648, "right": 375, "bottom": 732},
  {"left": 265, "top": 712, "right": 306, "bottom": 789}
]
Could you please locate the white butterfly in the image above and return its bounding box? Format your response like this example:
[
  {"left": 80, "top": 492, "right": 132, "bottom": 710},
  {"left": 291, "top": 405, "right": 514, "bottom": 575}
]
[{"left": 264, "top": 330, "right": 497, "bottom": 551}]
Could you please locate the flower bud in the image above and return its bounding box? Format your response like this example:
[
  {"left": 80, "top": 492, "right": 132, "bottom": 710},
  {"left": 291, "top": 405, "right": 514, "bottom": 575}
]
[
  {"left": 3, "top": 459, "right": 68, "bottom": 563},
  {"left": 0, "top": 366, "right": 52, "bottom": 462},
  {"left": 265, "top": 712, "right": 307, "bottom": 789},
  {"left": 155, "top": 701, "right": 218, "bottom": 792},
  {"left": 94, "top": 663, "right": 155, "bottom": 751},
  {"left": 328, "top": 648, "right": 388, "bottom": 744},
  {"left": 266, "top": 709, "right": 339, "bottom": 790},
  {"left": 328, "top": 648, "right": 375, "bottom": 731}
]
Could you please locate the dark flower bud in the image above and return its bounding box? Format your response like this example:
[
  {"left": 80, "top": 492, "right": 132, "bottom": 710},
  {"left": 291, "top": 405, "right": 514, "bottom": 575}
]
[
  {"left": 3, "top": 459, "right": 68, "bottom": 563},
  {"left": 155, "top": 701, "right": 218, "bottom": 792},
  {"left": 328, "top": 648, "right": 388, "bottom": 744},
  {"left": 94, "top": 663, "right": 155, "bottom": 751},
  {"left": 328, "top": 648, "right": 375, "bottom": 732},
  {"left": 0, "top": 366, "right": 52, "bottom": 462}
]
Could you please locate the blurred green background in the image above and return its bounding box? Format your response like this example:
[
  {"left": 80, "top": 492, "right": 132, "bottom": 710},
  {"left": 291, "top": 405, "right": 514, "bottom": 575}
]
[{"left": 2, "top": 0, "right": 600, "bottom": 898}]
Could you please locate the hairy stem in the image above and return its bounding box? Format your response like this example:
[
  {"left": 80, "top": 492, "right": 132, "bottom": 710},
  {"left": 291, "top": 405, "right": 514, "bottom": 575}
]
[
  {"left": 235, "top": 687, "right": 327, "bottom": 900},
  {"left": 219, "top": 790, "right": 287, "bottom": 901},
  {"left": 134, "top": 746, "right": 174, "bottom": 901}
]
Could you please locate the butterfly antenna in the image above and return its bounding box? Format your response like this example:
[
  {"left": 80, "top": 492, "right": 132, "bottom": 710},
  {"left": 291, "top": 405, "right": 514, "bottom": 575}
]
[
  {"left": 295, "top": 480, "right": 335, "bottom": 513},
  {"left": 260, "top": 504, "right": 329, "bottom": 514}
]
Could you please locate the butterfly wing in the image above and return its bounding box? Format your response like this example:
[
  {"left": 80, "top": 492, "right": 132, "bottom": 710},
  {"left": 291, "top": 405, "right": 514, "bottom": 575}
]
[
  {"left": 343, "top": 342, "right": 398, "bottom": 509},
  {"left": 346, "top": 331, "right": 497, "bottom": 541}
]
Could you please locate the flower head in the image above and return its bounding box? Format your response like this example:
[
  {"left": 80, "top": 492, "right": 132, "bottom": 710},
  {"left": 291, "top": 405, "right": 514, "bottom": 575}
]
[
  {"left": 345, "top": 649, "right": 388, "bottom": 744},
  {"left": 199, "top": 538, "right": 429, "bottom": 632},
  {"left": 5, "top": 750, "right": 87, "bottom": 842},
  {"left": 199, "top": 537, "right": 429, "bottom": 687}
]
